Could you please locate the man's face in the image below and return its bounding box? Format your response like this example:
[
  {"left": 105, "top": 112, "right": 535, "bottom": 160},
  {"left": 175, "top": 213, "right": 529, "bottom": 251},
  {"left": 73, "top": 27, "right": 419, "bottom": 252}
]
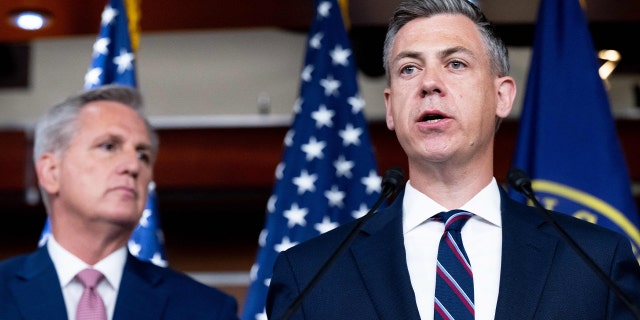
[
  {"left": 49, "top": 101, "right": 154, "bottom": 229},
  {"left": 383, "top": 14, "right": 513, "bottom": 167}
]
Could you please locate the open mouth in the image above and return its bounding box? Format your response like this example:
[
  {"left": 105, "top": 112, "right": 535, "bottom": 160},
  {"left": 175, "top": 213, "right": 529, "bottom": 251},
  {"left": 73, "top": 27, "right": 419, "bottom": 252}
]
[{"left": 420, "top": 113, "right": 445, "bottom": 123}]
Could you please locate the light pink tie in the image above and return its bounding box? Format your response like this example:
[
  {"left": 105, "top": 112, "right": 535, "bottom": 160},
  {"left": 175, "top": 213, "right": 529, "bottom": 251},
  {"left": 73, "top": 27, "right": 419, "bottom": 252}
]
[{"left": 76, "top": 268, "right": 107, "bottom": 320}]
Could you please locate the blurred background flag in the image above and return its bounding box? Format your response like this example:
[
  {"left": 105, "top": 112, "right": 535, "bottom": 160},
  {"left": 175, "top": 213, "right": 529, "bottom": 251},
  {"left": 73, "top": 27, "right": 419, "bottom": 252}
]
[
  {"left": 241, "top": 0, "right": 381, "bottom": 318},
  {"left": 84, "top": 0, "right": 138, "bottom": 89},
  {"left": 509, "top": 0, "right": 640, "bottom": 263},
  {"left": 38, "top": 0, "right": 168, "bottom": 267}
]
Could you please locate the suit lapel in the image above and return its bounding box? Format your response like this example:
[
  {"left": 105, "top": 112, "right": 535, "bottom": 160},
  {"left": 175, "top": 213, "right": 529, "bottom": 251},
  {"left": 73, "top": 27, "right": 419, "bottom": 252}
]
[
  {"left": 11, "top": 247, "right": 68, "bottom": 320},
  {"left": 113, "top": 254, "right": 168, "bottom": 320},
  {"left": 494, "top": 189, "right": 559, "bottom": 320},
  {"left": 351, "top": 194, "right": 422, "bottom": 320}
]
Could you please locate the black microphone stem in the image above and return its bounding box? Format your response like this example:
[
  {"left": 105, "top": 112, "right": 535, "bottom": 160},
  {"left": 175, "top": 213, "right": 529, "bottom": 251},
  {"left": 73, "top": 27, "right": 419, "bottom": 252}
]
[
  {"left": 509, "top": 168, "right": 640, "bottom": 319},
  {"left": 279, "top": 167, "right": 404, "bottom": 320}
]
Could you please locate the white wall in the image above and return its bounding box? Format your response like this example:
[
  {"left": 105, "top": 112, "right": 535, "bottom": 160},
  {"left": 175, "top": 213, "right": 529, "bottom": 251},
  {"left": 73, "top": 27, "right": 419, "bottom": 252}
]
[{"left": 0, "top": 27, "right": 638, "bottom": 129}]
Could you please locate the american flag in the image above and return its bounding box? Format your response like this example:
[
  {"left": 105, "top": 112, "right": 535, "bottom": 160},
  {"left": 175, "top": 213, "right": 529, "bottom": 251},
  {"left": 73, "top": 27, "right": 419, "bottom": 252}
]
[
  {"left": 241, "top": 0, "right": 380, "bottom": 319},
  {"left": 84, "top": 0, "right": 137, "bottom": 89},
  {"left": 39, "top": 0, "right": 168, "bottom": 267}
]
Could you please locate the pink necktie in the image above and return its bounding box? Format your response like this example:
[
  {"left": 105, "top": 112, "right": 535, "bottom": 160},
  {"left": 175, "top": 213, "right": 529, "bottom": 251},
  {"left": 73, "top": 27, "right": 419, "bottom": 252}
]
[{"left": 76, "top": 268, "right": 107, "bottom": 320}]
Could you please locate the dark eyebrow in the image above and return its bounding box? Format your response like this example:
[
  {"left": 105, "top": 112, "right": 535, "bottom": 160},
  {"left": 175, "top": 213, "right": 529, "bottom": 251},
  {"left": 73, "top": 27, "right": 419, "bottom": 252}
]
[
  {"left": 136, "top": 143, "right": 154, "bottom": 154},
  {"left": 99, "top": 133, "right": 124, "bottom": 145},
  {"left": 101, "top": 133, "right": 153, "bottom": 154},
  {"left": 391, "top": 50, "right": 423, "bottom": 66},
  {"left": 439, "top": 46, "right": 476, "bottom": 60}
]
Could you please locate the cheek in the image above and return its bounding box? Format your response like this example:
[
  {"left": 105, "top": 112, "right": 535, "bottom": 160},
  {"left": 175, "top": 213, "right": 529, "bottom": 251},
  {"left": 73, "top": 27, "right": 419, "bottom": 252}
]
[
  {"left": 137, "top": 169, "right": 154, "bottom": 191},
  {"left": 140, "top": 166, "right": 154, "bottom": 183},
  {"left": 57, "top": 165, "right": 96, "bottom": 201}
]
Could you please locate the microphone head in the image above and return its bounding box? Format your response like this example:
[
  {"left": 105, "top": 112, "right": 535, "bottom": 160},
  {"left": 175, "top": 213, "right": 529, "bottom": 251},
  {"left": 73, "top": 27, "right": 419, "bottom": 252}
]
[
  {"left": 381, "top": 167, "right": 405, "bottom": 199},
  {"left": 507, "top": 167, "right": 533, "bottom": 194}
]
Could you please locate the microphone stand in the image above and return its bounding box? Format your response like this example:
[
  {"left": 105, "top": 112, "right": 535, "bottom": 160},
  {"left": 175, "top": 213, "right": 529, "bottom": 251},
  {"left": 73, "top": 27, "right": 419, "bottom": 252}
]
[
  {"left": 279, "top": 167, "right": 405, "bottom": 320},
  {"left": 508, "top": 168, "right": 640, "bottom": 320}
]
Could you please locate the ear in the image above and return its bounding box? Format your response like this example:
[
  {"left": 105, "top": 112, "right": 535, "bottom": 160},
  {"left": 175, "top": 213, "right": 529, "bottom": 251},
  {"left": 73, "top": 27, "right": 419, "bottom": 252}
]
[
  {"left": 384, "top": 87, "right": 395, "bottom": 130},
  {"left": 36, "top": 152, "right": 61, "bottom": 196},
  {"left": 495, "top": 76, "right": 516, "bottom": 118}
]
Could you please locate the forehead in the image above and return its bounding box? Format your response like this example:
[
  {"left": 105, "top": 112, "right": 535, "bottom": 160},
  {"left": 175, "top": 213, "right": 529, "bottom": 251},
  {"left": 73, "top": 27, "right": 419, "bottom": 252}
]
[
  {"left": 393, "top": 14, "right": 485, "bottom": 54},
  {"left": 76, "top": 101, "right": 150, "bottom": 140}
]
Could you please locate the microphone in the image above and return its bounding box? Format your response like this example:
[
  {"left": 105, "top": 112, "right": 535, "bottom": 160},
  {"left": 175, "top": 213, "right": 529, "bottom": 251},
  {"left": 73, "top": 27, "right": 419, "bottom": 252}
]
[
  {"left": 507, "top": 167, "right": 640, "bottom": 320},
  {"left": 279, "top": 167, "right": 405, "bottom": 320},
  {"left": 380, "top": 165, "right": 405, "bottom": 202}
]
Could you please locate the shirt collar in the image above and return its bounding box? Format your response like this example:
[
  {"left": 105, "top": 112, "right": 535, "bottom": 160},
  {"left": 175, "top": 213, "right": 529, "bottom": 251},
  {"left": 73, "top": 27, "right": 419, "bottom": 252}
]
[
  {"left": 403, "top": 178, "right": 502, "bottom": 233},
  {"left": 47, "top": 235, "right": 127, "bottom": 290}
]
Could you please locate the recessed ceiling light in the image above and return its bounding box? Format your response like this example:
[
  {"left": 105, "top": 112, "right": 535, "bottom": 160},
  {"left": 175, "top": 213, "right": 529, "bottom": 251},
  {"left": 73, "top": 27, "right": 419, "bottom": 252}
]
[{"left": 10, "top": 10, "right": 51, "bottom": 31}]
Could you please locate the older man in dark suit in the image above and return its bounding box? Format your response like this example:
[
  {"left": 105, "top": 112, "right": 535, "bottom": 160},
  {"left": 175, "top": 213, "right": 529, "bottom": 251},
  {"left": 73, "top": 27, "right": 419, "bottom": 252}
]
[{"left": 0, "top": 85, "right": 238, "bottom": 320}]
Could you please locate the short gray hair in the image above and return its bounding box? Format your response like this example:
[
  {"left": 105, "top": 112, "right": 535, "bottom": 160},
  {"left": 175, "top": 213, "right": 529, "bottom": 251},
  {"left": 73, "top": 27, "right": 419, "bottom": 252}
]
[
  {"left": 382, "top": 0, "right": 510, "bottom": 85},
  {"left": 33, "top": 84, "right": 158, "bottom": 164}
]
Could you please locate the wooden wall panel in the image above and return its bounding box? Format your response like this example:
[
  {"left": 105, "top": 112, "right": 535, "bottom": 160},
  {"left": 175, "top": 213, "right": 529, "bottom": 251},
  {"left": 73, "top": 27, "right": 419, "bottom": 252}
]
[
  {"left": 0, "top": 130, "right": 28, "bottom": 190},
  {"left": 154, "top": 127, "right": 287, "bottom": 188}
]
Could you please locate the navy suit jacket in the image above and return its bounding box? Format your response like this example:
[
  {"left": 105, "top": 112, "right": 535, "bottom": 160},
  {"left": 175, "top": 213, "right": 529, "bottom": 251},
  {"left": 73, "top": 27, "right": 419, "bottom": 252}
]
[
  {"left": 0, "top": 247, "right": 239, "bottom": 320},
  {"left": 267, "top": 187, "right": 640, "bottom": 319}
]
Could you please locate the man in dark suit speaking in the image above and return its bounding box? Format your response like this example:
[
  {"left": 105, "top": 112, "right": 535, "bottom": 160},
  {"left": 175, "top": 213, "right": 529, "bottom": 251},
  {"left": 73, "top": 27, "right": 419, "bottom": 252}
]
[
  {"left": 0, "top": 85, "right": 239, "bottom": 320},
  {"left": 266, "top": 0, "right": 640, "bottom": 319}
]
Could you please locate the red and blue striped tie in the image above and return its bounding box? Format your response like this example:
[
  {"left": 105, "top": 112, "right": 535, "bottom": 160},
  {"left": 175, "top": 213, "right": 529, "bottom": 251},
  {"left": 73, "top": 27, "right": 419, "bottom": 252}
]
[{"left": 434, "top": 210, "right": 475, "bottom": 320}]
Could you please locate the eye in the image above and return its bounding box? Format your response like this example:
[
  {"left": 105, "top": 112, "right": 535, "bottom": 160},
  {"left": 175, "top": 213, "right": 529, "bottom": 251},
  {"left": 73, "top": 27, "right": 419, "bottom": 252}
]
[
  {"left": 99, "top": 142, "right": 116, "bottom": 151},
  {"left": 449, "top": 60, "right": 466, "bottom": 70},
  {"left": 137, "top": 150, "right": 152, "bottom": 165},
  {"left": 400, "top": 65, "right": 418, "bottom": 75}
]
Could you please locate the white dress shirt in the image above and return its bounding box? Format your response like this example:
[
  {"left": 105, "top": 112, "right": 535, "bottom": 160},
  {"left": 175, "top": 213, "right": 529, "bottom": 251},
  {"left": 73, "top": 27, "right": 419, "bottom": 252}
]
[
  {"left": 47, "top": 236, "right": 127, "bottom": 320},
  {"left": 403, "top": 178, "right": 503, "bottom": 320}
]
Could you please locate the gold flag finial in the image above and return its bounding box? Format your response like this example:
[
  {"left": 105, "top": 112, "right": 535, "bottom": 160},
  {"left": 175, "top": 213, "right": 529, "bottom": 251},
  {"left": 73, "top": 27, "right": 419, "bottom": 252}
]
[
  {"left": 124, "top": 0, "right": 141, "bottom": 52},
  {"left": 337, "top": 0, "right": 350, "bottom": 30},
  {"left": 578, "top": 0, "right": 587, "bottom": 10}
]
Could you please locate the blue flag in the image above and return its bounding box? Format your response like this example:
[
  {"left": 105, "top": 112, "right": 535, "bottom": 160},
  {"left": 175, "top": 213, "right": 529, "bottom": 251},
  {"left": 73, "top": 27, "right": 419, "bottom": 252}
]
[
  {"left": 509, "top": 0, "right": 640, "bottom": 263},
  {"left": 39, "top": 0, "right": 168, "bottom": 267},
  {"left": 241, "top": 0, "right": 381, "bottom": 318},
  {"left": 83, "top": 0, "right": 137, "bottom": 90}
]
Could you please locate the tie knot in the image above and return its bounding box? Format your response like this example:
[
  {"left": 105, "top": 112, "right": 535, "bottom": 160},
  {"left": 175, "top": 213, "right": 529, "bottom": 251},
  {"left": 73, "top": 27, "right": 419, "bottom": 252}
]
[
  {"left": 435, "top": 209, "right": 473, "bottom": 232},
  {"left": 77, "top": 268, "right": 104, "bottom": 289}
]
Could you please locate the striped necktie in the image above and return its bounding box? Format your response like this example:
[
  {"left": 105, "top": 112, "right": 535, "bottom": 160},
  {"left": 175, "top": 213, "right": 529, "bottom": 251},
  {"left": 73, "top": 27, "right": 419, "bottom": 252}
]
[{"left": 434, "top": 209, "right": 474, "bottom": 320}]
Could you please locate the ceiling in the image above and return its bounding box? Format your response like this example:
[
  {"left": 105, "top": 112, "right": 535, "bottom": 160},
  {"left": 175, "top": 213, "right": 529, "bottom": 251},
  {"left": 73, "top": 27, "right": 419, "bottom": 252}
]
[
  {"left": 0, "top": 0, "right": 638, "bottom": 72},
  {"left": 1, "top": 0, "right": 638, "bottom": 40}
]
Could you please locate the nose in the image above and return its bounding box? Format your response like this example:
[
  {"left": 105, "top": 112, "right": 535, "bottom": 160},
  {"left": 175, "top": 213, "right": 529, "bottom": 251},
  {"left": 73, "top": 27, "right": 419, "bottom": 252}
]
[
  {"left": 119, "top": 149, "right": 141, "bottom": 179},
  {"left": 420, "top": 66, "right": 443, "bottom": 97}
]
